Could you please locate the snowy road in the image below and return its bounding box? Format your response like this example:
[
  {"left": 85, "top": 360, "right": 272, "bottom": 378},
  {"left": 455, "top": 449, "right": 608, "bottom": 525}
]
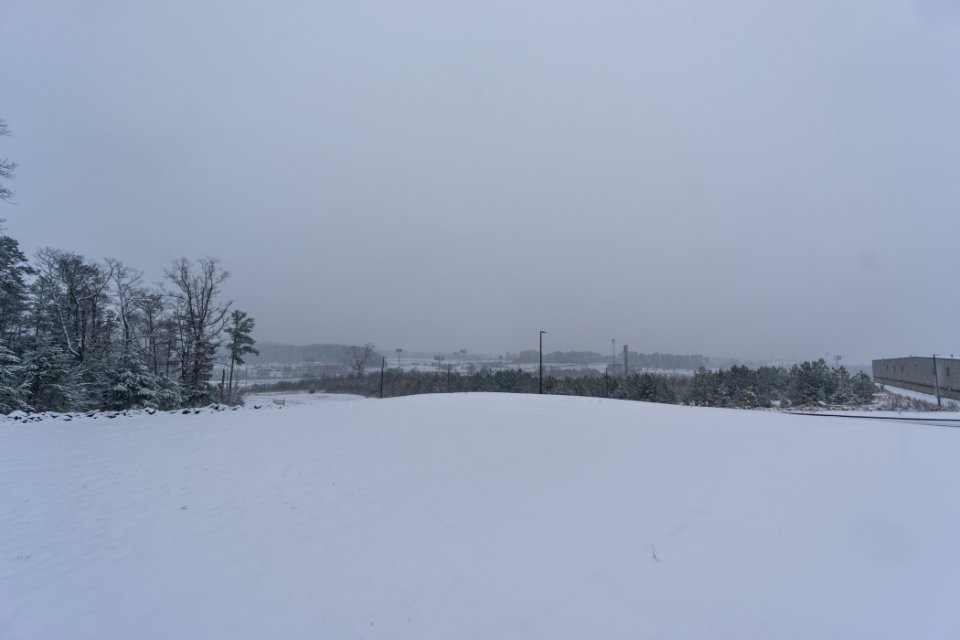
[{"left": 2, "top": 393, "right": 960, "bottom": 639}]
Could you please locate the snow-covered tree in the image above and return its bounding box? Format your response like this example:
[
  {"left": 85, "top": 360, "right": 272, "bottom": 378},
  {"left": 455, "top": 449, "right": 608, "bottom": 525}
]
[
  {"left": 0, "top": 226, "right": 32, "bottom": 350},
  {"left": 32, "top": 248, "right": 113, "bottom": 365},
  {"left": 105, "top": 258, "right": 145, "bottom": 356},
  {"left": 851, "top": 372, "right": 878, "bottom": 404},
  {"left": 830, "top": 366, "right": 855, "bottom": 405},
  {"left": 103, "top": 352, "right": 181, "bottom": 411},
  {"left": 787, "top": 359, "right": 836, "bottom": 406},
  {"left": 0, "top": 341, "right": 25, "bottom": 413},
  {"left": 0, "top": 119, "right": 16, "bottom": 203},
  {"left": 20, "top": 339, "right": 77, "bottom": 412}
]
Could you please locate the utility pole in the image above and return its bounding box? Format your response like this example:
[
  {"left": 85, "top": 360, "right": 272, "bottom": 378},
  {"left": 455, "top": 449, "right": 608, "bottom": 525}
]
[
  {"left": 933, "top": 354, "right": 942, "bottom": 408},
  {"left": 611, "top": 338, "right": 616, "bottom": 368},
  {"left": 539, "top": 330, "right": 547, "bottom": 394},
  {"left": 379, "top": 357, "right": 385, "bottom": 399},
  {"left": 624, "top": 344, "right": 628, "bottom": 377},
  {"left": 396, "top": 347, "right": 403, "bottom": 370}
]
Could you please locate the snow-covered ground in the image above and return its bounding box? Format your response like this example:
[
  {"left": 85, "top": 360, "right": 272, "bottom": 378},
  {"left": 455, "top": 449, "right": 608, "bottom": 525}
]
[
  {"left": 881, "top": 383, "right": 960, "bottom": 409},
  {"left": 2, "top": 393, "right": 959, "bottom": 639}
]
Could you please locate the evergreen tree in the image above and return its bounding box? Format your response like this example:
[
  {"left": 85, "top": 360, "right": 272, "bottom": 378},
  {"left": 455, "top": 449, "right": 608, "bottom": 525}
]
[
  {"left": 788, "top": 359, "right": 835, "bottom": 405},
  {"left": 0, "top": 340, "right": 24, "bottom": 413},
  {"left": 224, "top": 309, "right": 258, "bottom": 402},
  {"left": 0, "top": 227, "right": 32, "bottom": 351},
  {"left": 103, "top": 352, "right": 180, "bottom": 410},
  {"left": 851, "top": 372, "right": 878, "bottom": 404},
  {"left": 830, "top": 366, "right": 855, "bottom": 405},
  {"left": 20, "top": 339, "right": 77, "bottom": 412},
  {"left": 687, "top": 367, "right": 716, "bottom": 406},
  {"left": 0, "top": 119, "right": 16, "bottom": 203}
]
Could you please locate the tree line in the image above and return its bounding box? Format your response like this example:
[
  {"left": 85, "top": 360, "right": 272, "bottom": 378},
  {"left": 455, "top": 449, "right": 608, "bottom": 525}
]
[
  {"left": 248, "top": 359, "right": 878, "bottom": 408},
  {"left": 0, "top": 224, "right": 257, "bottom": 413},
  {"left": 244, "top": 342, "right": 385, "bottom": 366}
]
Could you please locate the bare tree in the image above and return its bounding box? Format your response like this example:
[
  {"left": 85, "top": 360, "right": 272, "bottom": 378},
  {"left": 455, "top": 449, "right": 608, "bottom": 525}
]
[
  {"left": 164, "top": 258, "right": 232, "bottom": 405},
  {"left": 346, "top": 343, "right": 376, "bottom": 377},
  {"left": 32, "top": 248, "right": 113, "bottom": 363},
  {"left": 0, "top": 119, "right": 15, "bottom": 203},
  {"left": 136, "top": 291, "right": 169, "bottom": 376},
  {"left": 105, "top": 258, "right": 144, "bottom": 355}
]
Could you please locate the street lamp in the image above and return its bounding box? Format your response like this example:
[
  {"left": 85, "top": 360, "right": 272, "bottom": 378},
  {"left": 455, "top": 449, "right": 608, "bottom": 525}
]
[{"left": 539, "top": 330, "right": 547, "bottom": 394}]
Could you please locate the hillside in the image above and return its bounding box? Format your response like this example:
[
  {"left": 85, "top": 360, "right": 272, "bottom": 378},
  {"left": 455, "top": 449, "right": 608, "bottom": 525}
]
[{"left": 2, "top": 394, "right": 959, "bottom": 639}]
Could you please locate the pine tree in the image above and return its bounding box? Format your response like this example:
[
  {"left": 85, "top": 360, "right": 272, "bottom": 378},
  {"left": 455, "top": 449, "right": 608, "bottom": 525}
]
[
  {"left": 103, "top": 351, "right": 181, "bottom": 410},
  {"left": 0, "top": 341, "right": 24, "bottom": 413},
  {"left": 788, "top": 359, "right": 835, "bottom": 406},
  {"left": 688, "top": 367, "right": 717, "bottom": 406},
  {"left": 851, "top": 372, "right": 878, "bottom": 404},
  {"left": 0, "top": 119, "right": 16, "bottom": 203},
  {"left": 0, "top": 226, "right": 32, "bottom": 351},
  {"left": 20, "top": 339, "right": 77, "bottom": 412},
  {"left": 830, "top": 366, "right": 855, "bottom": 405},
  {"left": 224, "top": 309, "right": 258, "bottom": 402}
]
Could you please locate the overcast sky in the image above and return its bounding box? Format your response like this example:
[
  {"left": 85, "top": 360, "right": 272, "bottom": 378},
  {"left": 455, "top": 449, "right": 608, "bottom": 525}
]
[{"left": 2, "top": 0, "right": 959, "bottom": 363}]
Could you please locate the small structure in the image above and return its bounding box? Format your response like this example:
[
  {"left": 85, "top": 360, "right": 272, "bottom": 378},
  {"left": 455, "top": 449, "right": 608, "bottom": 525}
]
[{"left": 872, "top": 356, "right": 960, "bottom": 402}]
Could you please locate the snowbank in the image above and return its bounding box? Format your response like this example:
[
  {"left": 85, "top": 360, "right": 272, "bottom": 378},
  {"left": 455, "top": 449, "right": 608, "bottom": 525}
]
[{"left": 1, "top": 393, "right": 959, "bottom": 639}]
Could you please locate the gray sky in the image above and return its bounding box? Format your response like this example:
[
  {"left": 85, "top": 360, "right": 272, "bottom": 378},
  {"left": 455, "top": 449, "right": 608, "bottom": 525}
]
[{"left": 2, "top": 0, "right": 959, "bottom": 363}]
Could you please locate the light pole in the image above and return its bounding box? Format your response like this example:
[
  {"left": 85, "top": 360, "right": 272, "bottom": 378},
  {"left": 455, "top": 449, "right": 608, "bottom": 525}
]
[
  {"left": 539, "top": 330, "right": 547, "bottom": 394},
  {"left": 933, "top": 354, "right": 942, "bottom": 408}
]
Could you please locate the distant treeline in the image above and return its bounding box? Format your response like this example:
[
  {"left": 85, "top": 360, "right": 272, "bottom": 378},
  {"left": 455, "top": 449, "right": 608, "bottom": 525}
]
[
  {"left": 247, "top": 342, "right": 384, "bottom": 364},
  {"left": 248, "top": 359, "right": 877, "bottom": 409},
  {"left": 512, "top": 350, "right": 708, "bottom": 369},
  {"left": 249, "top": 344, "right": 706, "bottom": 370}
]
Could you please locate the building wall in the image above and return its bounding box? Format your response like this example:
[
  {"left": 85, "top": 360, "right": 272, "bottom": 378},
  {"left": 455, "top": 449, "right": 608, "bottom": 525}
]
[{"left": 872, "top": 356, "right": 960, "bottom": 401}]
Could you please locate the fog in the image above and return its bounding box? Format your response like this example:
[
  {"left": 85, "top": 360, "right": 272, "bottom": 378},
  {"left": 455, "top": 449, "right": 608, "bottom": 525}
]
[{"left": 3, "top": 0, "right": 959, "bottom": 363}]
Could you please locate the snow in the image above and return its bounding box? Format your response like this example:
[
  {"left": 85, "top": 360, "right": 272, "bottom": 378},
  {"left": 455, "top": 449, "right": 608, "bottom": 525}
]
[
  {"left": 2, "top": 393, "right": 960, "bottom": 639},
  {"left": 881, "top": 383, "right": 960, "bottom": 408}
]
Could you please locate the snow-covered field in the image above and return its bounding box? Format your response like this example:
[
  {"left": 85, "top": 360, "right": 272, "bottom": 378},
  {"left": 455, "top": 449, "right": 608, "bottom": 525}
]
[{"left": 2, "top": 393, "right": 959, "bottom": 639}]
